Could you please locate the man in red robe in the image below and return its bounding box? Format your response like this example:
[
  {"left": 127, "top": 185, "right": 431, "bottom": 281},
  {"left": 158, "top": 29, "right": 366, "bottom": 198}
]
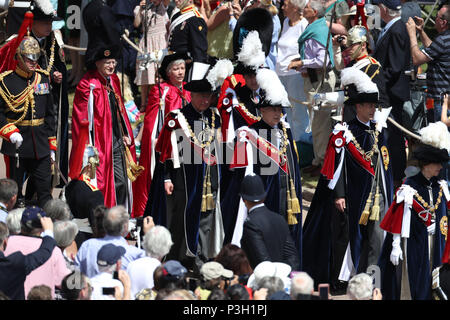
[{"left": 69, "top": 44, "right": 138, "bottom": 210}]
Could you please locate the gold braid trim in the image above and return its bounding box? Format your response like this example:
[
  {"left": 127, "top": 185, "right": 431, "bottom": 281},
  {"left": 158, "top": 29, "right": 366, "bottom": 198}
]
[{"left": 0, "top": 71, "right": 40, "bottom": 125}]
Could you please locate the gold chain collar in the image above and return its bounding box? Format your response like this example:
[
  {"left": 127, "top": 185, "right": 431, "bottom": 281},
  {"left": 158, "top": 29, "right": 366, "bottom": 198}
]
[
  {"left": 414, "top": 186, "right": 444, "bottom": 215},
  {"left": 185, "top": 109, "right": 217, "bottom": 148},
  {"left": 351, "top": 129, "right": 379, "bottom": 162}
]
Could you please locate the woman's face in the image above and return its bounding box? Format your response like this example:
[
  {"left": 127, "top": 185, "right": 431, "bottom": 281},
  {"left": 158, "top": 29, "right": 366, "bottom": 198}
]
[
  {"left": 282, "top": 0, "right": 300, "bottom": 18},
  {"left": 167, "top": 62, "right": 186, "bottom": 86}
]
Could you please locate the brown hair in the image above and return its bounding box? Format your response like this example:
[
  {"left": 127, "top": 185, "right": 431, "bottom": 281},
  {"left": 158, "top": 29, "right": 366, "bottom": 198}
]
[{"left": 214, "top": 243, "right": 253, "bottom": 276}]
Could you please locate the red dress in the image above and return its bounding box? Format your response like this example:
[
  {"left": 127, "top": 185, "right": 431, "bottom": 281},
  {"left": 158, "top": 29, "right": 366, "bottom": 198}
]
[
  {"left": 69, "top": 70, "right": 137, "bottom": 208},
  {"left": 131, "top": 82, "right": 191, "bottom": 217}
]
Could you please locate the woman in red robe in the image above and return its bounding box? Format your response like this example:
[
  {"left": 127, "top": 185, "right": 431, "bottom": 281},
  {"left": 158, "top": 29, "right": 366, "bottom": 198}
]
[{"left": 132, "top": 52, "right": 191, "bottom": 217}]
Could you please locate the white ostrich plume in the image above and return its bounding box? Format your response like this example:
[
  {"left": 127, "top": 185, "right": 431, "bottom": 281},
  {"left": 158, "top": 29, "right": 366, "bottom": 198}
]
[
  {"left": 206, "top": 59, "right": 234, "bottom": 90},
  {"left": 419, "top": 121, "right": 450, "bottom": 152},
  {"left": 34, "top": 0, "right": 56, "bottom": 15},
  {"left": 340, "top": 67, "right": 378, "bottom": 94},
  {"left": 256, "top": 68, "right": 290, "bottom": 107},
  {"left": 237, "top": 31, "right": 266, "bottom": 70}
]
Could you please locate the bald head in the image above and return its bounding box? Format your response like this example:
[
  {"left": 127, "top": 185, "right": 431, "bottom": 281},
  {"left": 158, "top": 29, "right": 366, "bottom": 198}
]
[{"left": 103, "top": 206, "right": 129, "bottom": 237}]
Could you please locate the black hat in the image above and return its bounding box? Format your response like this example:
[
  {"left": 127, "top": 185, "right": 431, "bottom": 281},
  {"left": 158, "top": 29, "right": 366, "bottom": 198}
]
[
  {"left": 239, "top": 174, "right": 267, "bottom": 202},
  {"left": 413, "top": 144, "right": 450, "bottom": 164},
  {"left": 21, "top": 206, "right": 47, "bottom": 229},
  {"left": 97, "top": 243, "right": 126, "bottom": 266},
  {"left": 340, "top": 67, "right": 379, "bottom": 105},
  {"left": 344, "top": 84, "right": 379, "bottom": 105},
  {"left": 184, "top": 79, "right": 214, "bottom": 93},
  {"left": 233, "top": 61, "right": 257, "bottom": 76},
  {"left": 371, "top": 0, "right": 402, "bottom": 10},
  {"left": 158, "top": 52, "right": 189, "bottom": 81},
  {"left": 232, "top": 8, "right": 273, "bottom": 59},
  {"left": 83, "top": 0, "right": 123, "bottom": 70},
  {"left": 32, "top": 0, "right": 63, "bottom": 21}
]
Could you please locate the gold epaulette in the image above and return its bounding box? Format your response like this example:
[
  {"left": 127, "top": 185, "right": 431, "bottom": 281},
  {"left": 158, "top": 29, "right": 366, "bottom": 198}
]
[
  {"left": 82, "top": 174, "right": 98, "bottom": 192},
  {"left": 230, "top": 75, "right": 238, "bottom": 88},
  {"left": 368, "top": 56, "right": 381, "bottom": 66}
]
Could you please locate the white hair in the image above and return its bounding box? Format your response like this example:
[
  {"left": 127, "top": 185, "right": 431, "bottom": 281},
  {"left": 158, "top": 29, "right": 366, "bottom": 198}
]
[
  {"left": 142, "top": 225, "right": 173, "bottom": 260},
  {"left": 6, "top": 208, "right": 24, "bottom": 235},
  {"left": 54, "top": 220, "right": 79, "bottom": 248},
  {"left": 347, "top": 273, "right": 373, "bottom": 300},
  {"left": 290, "top": 0, "right": 307, "bottom": 11},
  {"left": 166, "top": 59, "right": 186, "bottom": 74},
  {"left": 290, "top": 272, "right": 314, "bottom": 298},
  {"left": 309, "top": 0, "right": 326, "bottom": 18}
]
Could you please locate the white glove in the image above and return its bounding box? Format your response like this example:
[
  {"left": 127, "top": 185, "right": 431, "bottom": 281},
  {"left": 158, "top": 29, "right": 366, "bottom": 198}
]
[
  {"left": 10, "top": 132, "right": 23, "bottom": 148},
  {"left": 427, "top": 222, "right": 436, "bottom": 235},
  {"left": 390, "top": 234, "right": 403, "bottom": 266},
  {"left": 50, "top": 151, "right": 56, "bottom": 162}
]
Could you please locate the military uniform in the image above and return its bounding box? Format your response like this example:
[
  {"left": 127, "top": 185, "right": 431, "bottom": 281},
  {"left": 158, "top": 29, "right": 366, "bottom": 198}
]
[
  {"left": 0, "top": 67, "right": 56, "bottom": 208},
  {"left": 168, "top": 5, "right": 208, "bottom": 63}
]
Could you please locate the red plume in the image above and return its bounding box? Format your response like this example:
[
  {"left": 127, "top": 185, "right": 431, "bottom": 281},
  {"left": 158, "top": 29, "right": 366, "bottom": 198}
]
[
  {"left": 354, "top": 1, "right": 369, "bottom": 31},
  {"left": 0, "top": 11, "right": 34, "bottom": 73}
]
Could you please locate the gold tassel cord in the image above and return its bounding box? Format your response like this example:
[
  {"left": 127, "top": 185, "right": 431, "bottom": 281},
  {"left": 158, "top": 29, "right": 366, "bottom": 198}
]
[
  {"left": 286, "top": 182, "right": 298, "bottom": 225},
  {"left": 370, "top": 185, "right": 380, "bottom": 221},
  {"left": 201, "top": 170, "right": 207, "bottom": 213},
  {"left": 206, "top": 166, "right": 215, "bottom": 211},
  {"left": 289, "top": 178, "right": 301, "bottom": 214},
  {"left": 359, "top": 192, "right": 372, "bottom": 225},
  {"left": 125, "top": 145, "right": 145, "bottom": 182}
]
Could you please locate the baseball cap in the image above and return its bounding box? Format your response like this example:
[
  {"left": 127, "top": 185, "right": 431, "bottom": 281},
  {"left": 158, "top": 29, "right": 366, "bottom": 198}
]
[
  {"left": 200, "top": 261, "right": 234, "bottom": 281},
  {"left": 371, "top": 0, "right": 401, "bottom": 11},
  {"left": 21, "top": 206, "right": 46, "bottom": 229},
  {"left": 97, "top": 243, "right": 126, "bottom": 266},
  {"left": 162, "top": 260, "right": 188, "bottom": 278}
]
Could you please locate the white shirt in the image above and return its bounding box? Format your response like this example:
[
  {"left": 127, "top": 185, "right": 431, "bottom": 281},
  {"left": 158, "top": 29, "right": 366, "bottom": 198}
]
[
  {"left": 90, "top": 272, "right": 124, "bottom": 300},
  {"left": 249, "top": 203, "right": 265, "bottom": 213},
  {"left": 126, "top": 257, "right": 161, "bottom": 298},
  {"left": 276, "top": 18, "right": 309, "bottom": 76}
]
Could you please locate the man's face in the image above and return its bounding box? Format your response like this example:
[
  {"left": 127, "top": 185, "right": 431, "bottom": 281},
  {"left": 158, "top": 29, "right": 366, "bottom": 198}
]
[
  {"left": 32, "top": 20, "right": 53, "bottom": 38},
  {"left": 17, "top": 55, "right": 38, "bottom": 73},
  {"left": 435, "top": 7, "right": 448, "bottom": 33},
  {"left": 96, "top": 59, "right": 117, "bottom": 78},
  {"left": 260, "top": 106, "right": 282, "bottom": 127},
  {"left": 356, "top": 102, "right": 376, "bottom": 122},
  {"left": 243, "top": 74, "right": 259, "bottom": 91},
  {"left": 174, "top": 0, "right": 192, "bottom": 8},
  {"left": 345, "top": 41, "right": 366, "bottom": 60},
  {"left": 191, "top": 92, "right": 213, "bottom": 113}
]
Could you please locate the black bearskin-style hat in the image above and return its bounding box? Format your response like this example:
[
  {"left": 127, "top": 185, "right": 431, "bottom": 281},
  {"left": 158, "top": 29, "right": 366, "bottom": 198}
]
[
  {"left": 232, "top": 8, "right": 273, "bottom": 59},
  {"left": 83, "top": 0, "right": 123, "bottom": 70}
]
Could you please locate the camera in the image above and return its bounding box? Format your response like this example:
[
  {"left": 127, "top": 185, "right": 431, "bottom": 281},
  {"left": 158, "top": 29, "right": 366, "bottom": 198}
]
[
  {"left": 128, "top": 217, "right": 144, "bottom": 240},
  {"left": 337, "top": 36, "right": 345, "bottom": 43}
]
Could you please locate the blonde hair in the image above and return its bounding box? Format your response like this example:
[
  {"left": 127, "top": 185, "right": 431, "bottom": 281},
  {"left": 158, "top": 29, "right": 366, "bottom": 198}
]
[{"left": 259, "top": 0, "right": 278, "bottom": 16}]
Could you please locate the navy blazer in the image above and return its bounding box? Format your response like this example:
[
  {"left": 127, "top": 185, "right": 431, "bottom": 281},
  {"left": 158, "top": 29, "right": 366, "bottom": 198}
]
[
  {"left": 373, "top": 19, "right": 411, "bottom": 103},
  {"left": 0, "top": 236, "right": 56, "bottom": 300},
  {"left": 241, "top": 205, "right": 300, "bottom": 271}
]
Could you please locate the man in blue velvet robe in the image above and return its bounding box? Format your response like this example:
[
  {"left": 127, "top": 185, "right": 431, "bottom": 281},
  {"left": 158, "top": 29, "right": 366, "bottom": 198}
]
[
  {"left": 223, "top": 69, "right": 302, "bottom": 271},
  {"left": 143, "top": 74, "right": 224, "bottom": 272},
  {"left": 302, "top": 67, "right": 394, "bottom": 292}
]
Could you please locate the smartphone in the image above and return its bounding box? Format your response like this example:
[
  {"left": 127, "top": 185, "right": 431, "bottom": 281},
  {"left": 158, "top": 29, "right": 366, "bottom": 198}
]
[
  {"left": 102, "top": 287, "right": 115, "bottom": 296},
  {"left": 318, "top": 283, "right": 329, "bottom": 300},
  {"left": 112, "top": 271, "right": 119, "bottom": 280},
  {"left": 188, "top": 278, "right": 199, "bottom": 292}
]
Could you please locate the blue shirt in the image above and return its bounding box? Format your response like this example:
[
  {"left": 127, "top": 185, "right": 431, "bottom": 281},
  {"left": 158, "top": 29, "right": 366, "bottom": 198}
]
[
  {"left": 75, "top": 235, "right": 146, "bottom": 278},
  {"left": 0, "top": 203, "right": 7, "bottom": 223},
  {"left": 265, "top": 14, "right": 281, "bottom": 71}
]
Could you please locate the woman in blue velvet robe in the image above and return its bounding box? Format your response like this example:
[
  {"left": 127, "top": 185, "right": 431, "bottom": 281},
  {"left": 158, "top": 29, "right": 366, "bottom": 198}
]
[{"left": 378, "top": 144, "right": 450, "bottom": 300}]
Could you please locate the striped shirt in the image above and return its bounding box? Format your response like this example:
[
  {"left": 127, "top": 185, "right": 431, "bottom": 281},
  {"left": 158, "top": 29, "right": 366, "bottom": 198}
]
[{"left": 423, "top": 30, "right": 450, "bottom": 98}]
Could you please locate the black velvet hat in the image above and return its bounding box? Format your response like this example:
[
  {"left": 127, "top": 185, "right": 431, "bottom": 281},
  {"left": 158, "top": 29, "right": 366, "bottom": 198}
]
[
  {"left": 32, "top": 0, "right": 63, "bottom": 21},
  {"left": 413, "top": 144, "right": 450, "bottom": 164},
  {"left": 239, "top": 174, "right": 267, "bottom": 202},
  {"left": 158, "top": 52, "right": 189, "bottom": 81},
  {"left": 344, "top": 83, "right": 379, "bottom": 105},
  {"left": 184, "top": 79, "right": 213, "bottom": 93}
]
